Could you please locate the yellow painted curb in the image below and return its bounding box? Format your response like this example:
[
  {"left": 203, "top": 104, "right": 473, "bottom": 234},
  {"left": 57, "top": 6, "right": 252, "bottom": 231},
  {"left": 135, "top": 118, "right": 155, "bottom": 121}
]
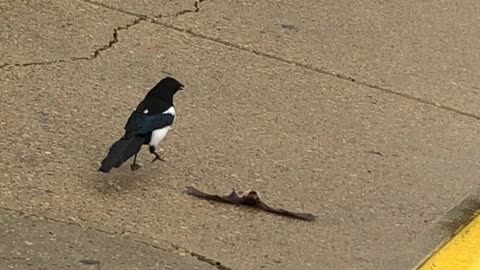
[{"left": 418, "top": 213, "right": 480, "bottom": 270}]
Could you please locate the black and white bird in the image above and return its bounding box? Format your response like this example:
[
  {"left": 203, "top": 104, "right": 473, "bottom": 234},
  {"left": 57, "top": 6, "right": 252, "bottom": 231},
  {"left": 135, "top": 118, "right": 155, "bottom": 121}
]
[{"left": 98, "top": 77, "right": 184, "bottom": 173}]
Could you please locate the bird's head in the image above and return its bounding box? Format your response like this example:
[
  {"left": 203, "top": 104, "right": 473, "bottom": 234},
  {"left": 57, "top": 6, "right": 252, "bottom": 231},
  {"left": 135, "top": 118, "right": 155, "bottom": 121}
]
[{"left": 147, "top": 77, "right": 184, "bottom": 99}]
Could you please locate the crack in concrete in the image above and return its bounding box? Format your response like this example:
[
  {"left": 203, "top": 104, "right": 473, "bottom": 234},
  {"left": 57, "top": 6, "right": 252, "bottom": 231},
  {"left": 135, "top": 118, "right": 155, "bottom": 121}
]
[
  {"left": 1, "top": 59, "right": 67, "bottom": 69},
  {"left": 80, "top": 0, "right": 205, "bottom": 19},
  {"left": 0, "top": 256, "right": 28, "bottom": 261},
  {"left": 147, "top": 18, "right": 480, "bottom": 121},
  {"left": 0, "top": 206, "right": 231, "bottom": 270},
  {"left": 0, "top": 0, "right": 207, "bottom": 70},
  {"left": 169, "top": 243, "right": 232, "bottom": 270},
  {"left": 0, "top": 0, "right": 206, "bottom": 70},
  {"left": 92, "top": 16, "right": 146, "bottom": 58},
  {"left": 194, "top": 0, "right": 206, "bottom": 12},
  {"left": 81, "top": 0, "right": 146, "bottom": 18},
  {"left": 5, "top": 0, "right": 478, "bottom": 122},
  {"left": 0, "top": 16, "right": 146, "bottom": 69},
  {"left": 171, "top": 0, "right": 206, "bottom": 17}
]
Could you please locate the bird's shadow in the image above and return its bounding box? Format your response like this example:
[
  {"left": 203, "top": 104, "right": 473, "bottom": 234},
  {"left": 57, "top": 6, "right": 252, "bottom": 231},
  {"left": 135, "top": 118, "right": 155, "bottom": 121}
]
[{"left": 93, "top": 168, "right": 151, "bottom": 195}]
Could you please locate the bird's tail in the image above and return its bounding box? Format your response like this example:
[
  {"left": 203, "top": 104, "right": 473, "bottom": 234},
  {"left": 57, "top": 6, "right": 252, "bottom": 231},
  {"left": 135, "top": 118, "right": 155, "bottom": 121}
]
[{"left": 98, "top": 135, "right": 145, "bottom": 173}]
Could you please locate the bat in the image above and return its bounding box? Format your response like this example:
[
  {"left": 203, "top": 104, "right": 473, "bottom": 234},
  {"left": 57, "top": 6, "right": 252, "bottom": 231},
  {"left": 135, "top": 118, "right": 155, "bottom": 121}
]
[{"left": 185, "top": 186, "right": 316, "bottom": 221}]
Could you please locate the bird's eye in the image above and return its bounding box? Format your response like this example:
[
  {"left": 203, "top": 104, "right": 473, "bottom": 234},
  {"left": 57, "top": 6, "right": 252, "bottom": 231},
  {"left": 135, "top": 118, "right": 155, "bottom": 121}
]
[{"left": 143, "top": 109, "right": 149, "bottom": 114}]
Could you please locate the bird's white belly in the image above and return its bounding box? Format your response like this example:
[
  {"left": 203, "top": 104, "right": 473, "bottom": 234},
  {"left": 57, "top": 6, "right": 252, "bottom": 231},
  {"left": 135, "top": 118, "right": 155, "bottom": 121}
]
[
  {"left": 149, "top": 126, "right": 171, "bottom": 147},
  {"left": 148, "top": 106, "right": 175, "bottom": 148}
]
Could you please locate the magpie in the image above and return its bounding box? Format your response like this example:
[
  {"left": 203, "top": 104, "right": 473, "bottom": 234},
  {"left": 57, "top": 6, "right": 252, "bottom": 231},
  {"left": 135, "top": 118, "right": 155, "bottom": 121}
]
[{"left": 98, "top": 77, "right": 184, "bottom": 173}]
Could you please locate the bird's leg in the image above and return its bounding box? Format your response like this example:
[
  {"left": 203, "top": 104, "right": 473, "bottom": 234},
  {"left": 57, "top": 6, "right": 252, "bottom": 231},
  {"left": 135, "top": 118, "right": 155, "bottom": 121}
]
[
  {"left": 149, "top": 146, "right": 165, "bottom": 163},
  {"left": 130, "top": 154, "right": 141, "bottom": 171}
]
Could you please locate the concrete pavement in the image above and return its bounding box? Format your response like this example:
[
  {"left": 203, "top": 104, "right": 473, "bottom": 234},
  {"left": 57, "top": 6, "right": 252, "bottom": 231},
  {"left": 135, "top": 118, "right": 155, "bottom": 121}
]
[
  {"left": 0, "top": 208, "right": 220, "bottom": 270},
  {"left": 1, "top": 0, "right": 480, "bottom": 269}
]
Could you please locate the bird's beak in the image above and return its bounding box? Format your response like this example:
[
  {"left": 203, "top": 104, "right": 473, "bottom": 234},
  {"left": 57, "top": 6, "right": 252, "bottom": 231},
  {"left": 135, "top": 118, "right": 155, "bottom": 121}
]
[{"left": 179, "top": 84, "right": 185, "bottom": 91}]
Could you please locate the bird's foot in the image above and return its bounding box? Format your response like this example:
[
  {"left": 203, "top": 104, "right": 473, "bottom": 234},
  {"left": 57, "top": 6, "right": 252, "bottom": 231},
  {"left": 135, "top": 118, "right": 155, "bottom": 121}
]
[
  {"left": 151, "top": 152, "right": 165, "bottom": 163},
  {"left": 130, "top": 163, "right": 141, "bottom": 171}
]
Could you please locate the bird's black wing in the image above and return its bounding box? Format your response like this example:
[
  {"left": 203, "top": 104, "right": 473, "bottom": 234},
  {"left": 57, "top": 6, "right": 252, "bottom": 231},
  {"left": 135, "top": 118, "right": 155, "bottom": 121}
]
[
  {"left": 99, "top": 85, "right": 178, "bottom": 173},
  {"left": 135, "top": 96, "right": 172, "bottom": 115},
  {"left": 98, "top": 112, "right": 174, "bottom": 173},
  {"left": 124, "top": 111, "right": 175, "bottom": 136}
]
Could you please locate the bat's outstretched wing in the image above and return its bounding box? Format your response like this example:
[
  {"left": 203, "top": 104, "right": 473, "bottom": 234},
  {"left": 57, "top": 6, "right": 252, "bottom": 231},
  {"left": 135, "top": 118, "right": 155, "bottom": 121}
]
[{"left": 185, "top": 186, "right": 316, "bottom": 221}]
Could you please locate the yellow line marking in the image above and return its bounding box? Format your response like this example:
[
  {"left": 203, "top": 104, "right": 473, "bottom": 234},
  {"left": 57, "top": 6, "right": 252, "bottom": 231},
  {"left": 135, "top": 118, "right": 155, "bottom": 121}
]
[{"left": 419, "top": 213, "right": 480, "bottom": 270}]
